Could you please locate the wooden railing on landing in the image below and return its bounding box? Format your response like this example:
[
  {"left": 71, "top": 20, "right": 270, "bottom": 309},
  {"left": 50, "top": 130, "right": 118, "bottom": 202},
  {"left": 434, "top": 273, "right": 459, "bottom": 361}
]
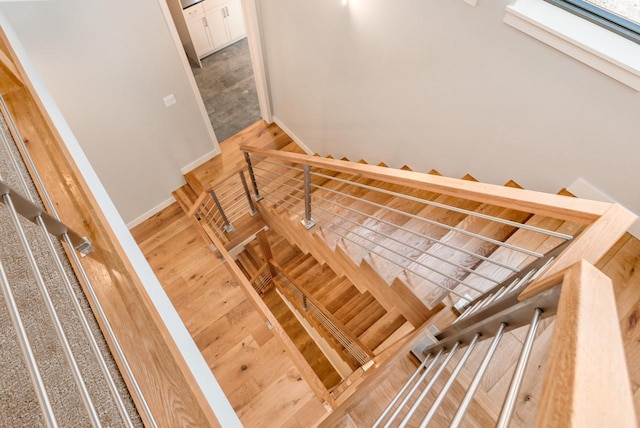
[
  {"left": 0, "top": 29, "right": 219, "bottom": 426},
  {"left": 526, "top": 260, "right": 636, "bottom": 427}
]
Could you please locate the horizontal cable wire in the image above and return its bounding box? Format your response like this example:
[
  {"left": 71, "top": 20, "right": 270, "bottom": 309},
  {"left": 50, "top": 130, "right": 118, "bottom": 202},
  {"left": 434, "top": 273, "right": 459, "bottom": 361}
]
[
  {"left": 257, "top": 176, "right": 516, "bottom": 283},
  {"left": 255, "top": 180, "right": 305, "bottom": 204},
  {"left": 278, "top": 278, "right": 369, "bottom": 365},
  {"left": 308, "top": 305, "right": 369, "bottom": 365},
  {"left": 218, "top": 191, "right": 246, "bottom": 209},
  {"left": 310, "top": 189, "right": 519, "bottom": 272},
  {"left": 310, "top": 199, "right": 504, "bottom": 284},
  {"left": 309, "top": 181, "right": 545, "bottom": 259},
  {"left": 280, "top": 278, "right": 369, "bottom": 364},
  {"left": 260, "top": 193, "right": 474, "bottom": 299},
  {"left": 254, "top": 172, "right": 305, "bottom": 194},
  {"left": 256, "top": 182, "right": 306, "bottom": 205},
  {"left": 312, "top": 170, "right": 574, "bottom": 240},
  {"left": 258, "top": 188, "right": 501, "bottom": 299},
  {"left": 256, "top": 159, "right": 304, "bottom": 173},
  {"left": 254, "top": 166, "right": 305, "bottom": 185},
  {"left": 309, "top": 208, "right": 479, "bottom": 297}
]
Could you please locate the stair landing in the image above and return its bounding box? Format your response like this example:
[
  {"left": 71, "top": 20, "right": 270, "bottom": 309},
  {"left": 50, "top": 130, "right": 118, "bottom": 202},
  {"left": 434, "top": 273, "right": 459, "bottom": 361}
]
[{"left": 183, "top": 120, "right": 301, "bottom": 195}]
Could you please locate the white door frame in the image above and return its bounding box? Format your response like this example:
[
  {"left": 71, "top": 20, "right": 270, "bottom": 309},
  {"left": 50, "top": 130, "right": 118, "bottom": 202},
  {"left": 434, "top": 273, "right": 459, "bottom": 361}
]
[
  {"left": 160, "top": 0, "right": 273, "bottom": 132},
  {"left": 239, "top": 0, "right": 273, "bottom": 123}
]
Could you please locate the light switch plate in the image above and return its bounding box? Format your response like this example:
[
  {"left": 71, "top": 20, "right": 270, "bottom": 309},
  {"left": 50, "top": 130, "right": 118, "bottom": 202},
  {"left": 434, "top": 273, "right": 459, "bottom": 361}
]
[{"left": 163, "top": 94, "right": 177, "bottom": 107}]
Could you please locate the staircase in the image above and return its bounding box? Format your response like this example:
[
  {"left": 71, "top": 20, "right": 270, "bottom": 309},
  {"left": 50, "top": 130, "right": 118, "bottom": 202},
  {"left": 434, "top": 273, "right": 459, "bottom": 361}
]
[
  {"left": 173, "top": 120, "right": 636, "bottom": 423},
  {"left": 269, "top": 234, "right": 409, "bottom": 360}
]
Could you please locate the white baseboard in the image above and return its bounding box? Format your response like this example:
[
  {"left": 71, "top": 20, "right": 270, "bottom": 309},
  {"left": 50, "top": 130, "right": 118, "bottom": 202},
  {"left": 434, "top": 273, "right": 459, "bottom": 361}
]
[
  {"left": 126, "top": 195, "right": 176, "bottom": 230},
  {"left": 272, "top": 115, "right": 314, "bottom": 155},
  {"left": 180, "top": 148, "right": 221, "bottom": 175},
  {"left": 567, "top": 177, "right": 640, "bottom": 239}
]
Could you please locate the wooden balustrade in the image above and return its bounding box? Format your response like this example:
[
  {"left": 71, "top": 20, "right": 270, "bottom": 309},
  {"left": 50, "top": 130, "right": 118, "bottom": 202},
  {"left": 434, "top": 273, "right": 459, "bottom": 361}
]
[
  {"left": 520, "top": 260, "right": 637, "bottom": 427},
  {"left": 0, "top": 29, "right": 220, "bottom": 426}
]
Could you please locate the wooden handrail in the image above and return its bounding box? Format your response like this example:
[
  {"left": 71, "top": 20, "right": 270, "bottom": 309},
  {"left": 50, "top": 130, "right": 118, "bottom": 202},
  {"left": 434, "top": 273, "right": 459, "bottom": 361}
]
[
  {"left": 270, "top": 259, "right": 376, "bottom": 362},
  {"left": 0, "top": 30, "right": 219, "bottom": 426},
  {"left": 530, "top": 260, "right": 636, "bottom": 427},
  {"left": 239, "top": 145, "right": 612, "bottom": 222}
]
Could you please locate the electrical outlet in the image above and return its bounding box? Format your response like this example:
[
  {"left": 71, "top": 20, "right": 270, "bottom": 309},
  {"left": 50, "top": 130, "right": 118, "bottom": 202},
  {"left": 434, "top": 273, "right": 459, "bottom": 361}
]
[{"left": 163, "top": 94, "right": 177, "bottom": 107}]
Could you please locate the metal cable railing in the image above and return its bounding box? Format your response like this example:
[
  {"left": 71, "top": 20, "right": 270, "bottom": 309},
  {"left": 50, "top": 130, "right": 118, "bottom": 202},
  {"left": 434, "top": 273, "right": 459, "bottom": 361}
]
[
  {"left": 0, "top": 97, "right": 143, "bottom": 427},
  {"left": 196, "top": 169, "right": 257, "bottom": 238},
  {"left": 274, "top": 272, "right": 371, "bottom": 367},
  {"left": 373, "top": 283, "right": 561, "bottom": 427},
  {"left": 243, "top": 153, "right": 580, "bottom": 304},
  {"left": 256, "top": 184, "right": 514, "bottom": 300}
]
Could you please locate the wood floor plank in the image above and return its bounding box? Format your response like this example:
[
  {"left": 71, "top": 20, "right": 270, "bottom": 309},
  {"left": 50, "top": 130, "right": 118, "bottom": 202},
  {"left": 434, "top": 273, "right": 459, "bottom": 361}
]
[
  {"left": 131, "top": 115, "right": 640, "bottom": 425},
  {"left": 133, "top": 202, "right": 326, "bottom": 426}
]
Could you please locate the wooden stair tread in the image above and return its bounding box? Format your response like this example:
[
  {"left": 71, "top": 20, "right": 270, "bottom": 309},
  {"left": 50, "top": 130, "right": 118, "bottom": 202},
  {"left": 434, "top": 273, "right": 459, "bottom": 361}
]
[
  {"left": 297, "top": 264, "right": 337, "bottom": 295},
  {"left": 410, "top": 201, "right": 533, "bottom": 308},
  {"left": 285, "top": 253, "right": 317, "bottom": 277},
  {"left": 261, "top": 285, "right": 342, "bottom": 390},
  {"left": 338, "top": 181, "right": 444, "bottom": 264},
  {"left": 358, "top": 309, "right": 407, "bottom": 351},
  {"left": 314, "top": 276, "right": 354, "bottom": 305},
  {"left": 345, "top": 303, "right": 387, "bottom": 337},
  {"left": 171, "top": 184, "right": 198, "bottom": 215},
  {"left": 363, "top": 174, "right": 481, "bottom": 284},
  {"left": 333, "top": 292, "right": 376, "bottom": 323},
  {"left": 320, "top": 280, "right": 360, "bottom": 311}
]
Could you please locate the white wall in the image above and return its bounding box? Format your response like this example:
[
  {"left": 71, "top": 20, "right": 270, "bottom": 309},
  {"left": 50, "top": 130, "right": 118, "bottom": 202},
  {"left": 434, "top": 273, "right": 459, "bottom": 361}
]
[
  {"left": 257, "top": 0, "right": 640, "bottom": 216},
  {"left": 0, "top": 0, "right": 218, "bottom": 224}
]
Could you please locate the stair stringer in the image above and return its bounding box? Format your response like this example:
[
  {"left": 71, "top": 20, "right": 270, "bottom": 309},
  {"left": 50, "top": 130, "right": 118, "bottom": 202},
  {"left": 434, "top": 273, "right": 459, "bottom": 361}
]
[{"left": 257, "top": 203, "right": 441, "bottom": 328}]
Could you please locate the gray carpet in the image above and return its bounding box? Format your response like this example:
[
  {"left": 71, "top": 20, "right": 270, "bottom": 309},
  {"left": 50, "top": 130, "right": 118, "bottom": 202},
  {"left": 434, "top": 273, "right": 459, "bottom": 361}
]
[
  {"left": 192, "top": 38, "right": 261, "bottom": 142},
  {"left": 0, "top": 113, "right": 142, "bottom": 426}
]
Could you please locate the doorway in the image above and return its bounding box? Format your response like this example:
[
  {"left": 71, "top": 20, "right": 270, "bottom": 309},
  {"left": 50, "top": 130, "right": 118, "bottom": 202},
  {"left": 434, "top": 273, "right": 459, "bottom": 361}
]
[
  {"left": 163, "top": 0, "right": 270, "bottom": 144},
  {"left": 191, "top": 38, "right": 261, "bottom": 142}
]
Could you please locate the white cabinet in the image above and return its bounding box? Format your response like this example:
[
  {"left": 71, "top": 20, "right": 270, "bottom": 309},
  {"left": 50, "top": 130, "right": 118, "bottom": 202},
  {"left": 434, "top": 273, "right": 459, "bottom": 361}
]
[
  {"left": 183, "top": 0, "right": 246, "bottom": 59},
  {"left": 223, "top": 0, "right": 245, "bottom": 41},
  {"left": 184, "top": 6, "right": 211, "bottom": 57}
]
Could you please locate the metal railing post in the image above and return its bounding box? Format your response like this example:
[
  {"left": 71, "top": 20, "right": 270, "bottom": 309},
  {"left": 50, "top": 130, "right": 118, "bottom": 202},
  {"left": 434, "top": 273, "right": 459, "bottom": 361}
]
[
  {"left": 238, "top": 170, "right": 258, "bottom": 216},
  {"left": 3, "top": 192, "right": 102, "bottom": 427},
  {"left": 301, "top": 165, "right": 316, "bottom": 230},
  {"left": 0, "top": 257, "right": 57, "bottom": 428},
  {"left": 209, "top": 190, "right": 235, "bottom": 233},
  {"left": 243, "top": 152, "right": 263, "bottom": 201},
  {"left": 0, "top": 96, "right": 142, "bottom": 427}
]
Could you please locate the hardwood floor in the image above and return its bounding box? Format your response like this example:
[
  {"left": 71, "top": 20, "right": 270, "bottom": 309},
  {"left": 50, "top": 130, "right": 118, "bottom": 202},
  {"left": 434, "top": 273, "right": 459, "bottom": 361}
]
[
  {"left": 132, "top": 204, "right": 329, "bottom": 427},
  {"left": 131, "top": 120, "right": 640, "bottom": 425}
]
